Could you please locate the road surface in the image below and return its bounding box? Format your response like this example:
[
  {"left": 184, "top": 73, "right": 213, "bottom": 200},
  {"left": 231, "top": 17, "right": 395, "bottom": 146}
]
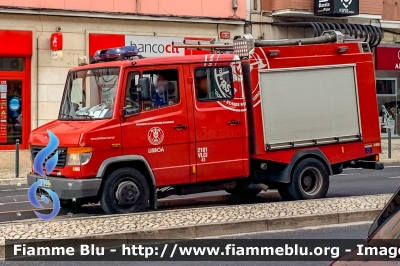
[
  {"left": 0, "top": 222, "right": 372, "bottom": 266},
  {"left": 0, "top": 163, "right": 399, "bottom": 223}
]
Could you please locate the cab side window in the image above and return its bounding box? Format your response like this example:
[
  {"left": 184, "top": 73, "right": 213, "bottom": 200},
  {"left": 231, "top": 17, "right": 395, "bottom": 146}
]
[
  {"left": 124, "top": 71, "right": 140, "bottom": 113},
  {"left": 195, "top": 66, "right": 234, "bottom": 101},
  {"left": 142, "top": 69, "right": 180, "bottom": 111}
]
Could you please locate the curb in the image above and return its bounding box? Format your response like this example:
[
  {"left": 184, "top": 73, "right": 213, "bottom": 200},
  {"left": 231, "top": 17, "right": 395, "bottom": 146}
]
[
  {"left": 0, "top": 178, "right": 27, "bottom": 186},
  {"left": 0, "top": 208, "right": 382, "bottom": 258}
]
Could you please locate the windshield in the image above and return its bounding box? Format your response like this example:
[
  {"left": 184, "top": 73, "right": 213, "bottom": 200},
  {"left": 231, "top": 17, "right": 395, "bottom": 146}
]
[{"left": 59, "top": 67, "right": 120, "bottom": 120}]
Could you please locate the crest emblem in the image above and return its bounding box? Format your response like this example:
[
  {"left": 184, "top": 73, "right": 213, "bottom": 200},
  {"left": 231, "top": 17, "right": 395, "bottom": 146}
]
[{"left": 148, "top": 127, "right": 164, "bottom": 145}]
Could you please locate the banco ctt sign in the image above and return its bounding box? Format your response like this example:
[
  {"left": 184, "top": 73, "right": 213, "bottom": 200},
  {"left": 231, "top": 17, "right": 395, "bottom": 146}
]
[
  {"left": 89, "top": 34, "right": 213, "bottom": 58},
  {"left": 28, "top": 130, "right": 61, "bottom": 220}
]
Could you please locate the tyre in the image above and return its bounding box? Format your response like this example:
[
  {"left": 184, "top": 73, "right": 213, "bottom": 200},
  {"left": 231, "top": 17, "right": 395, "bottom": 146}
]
[
  {"left": 100, "top": 168, "right": 150, "bottom": 214},
  {"left": 278, "top": 158, "right": 329, "bottom": 200}
]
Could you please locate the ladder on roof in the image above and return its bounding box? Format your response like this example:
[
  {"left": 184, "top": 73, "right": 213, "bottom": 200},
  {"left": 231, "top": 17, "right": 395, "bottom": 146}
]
[
  {"left": 172, "top": 30, "right": 351, "bottom": 59},
  {"left": 172, "top": 39, "right": 234, "bottom": 52}
]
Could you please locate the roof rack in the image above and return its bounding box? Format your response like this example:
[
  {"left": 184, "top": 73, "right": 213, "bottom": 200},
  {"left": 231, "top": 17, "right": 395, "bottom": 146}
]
[{"left": 172, "top": 30, "right": 349, "bottom": 59}]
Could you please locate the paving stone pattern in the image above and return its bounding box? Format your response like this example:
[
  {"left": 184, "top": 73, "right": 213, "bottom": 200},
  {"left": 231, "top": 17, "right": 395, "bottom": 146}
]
[{"left": 0, "top": 194, "right": 391, "bottom": 240}]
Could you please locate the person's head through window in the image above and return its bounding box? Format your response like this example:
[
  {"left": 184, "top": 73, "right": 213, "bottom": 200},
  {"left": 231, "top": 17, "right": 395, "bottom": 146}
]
[
  {"left": 154, "top": 73, "right": 168, "bottom": 107},
  {"left": 197, "top": 75, "right": 209, "bottom": 99},
  {"left": 156, "top": 74, "right": 167, "bottom": 90}
]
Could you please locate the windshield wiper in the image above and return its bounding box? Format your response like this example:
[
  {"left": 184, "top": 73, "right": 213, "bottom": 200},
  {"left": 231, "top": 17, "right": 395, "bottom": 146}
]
[
  {"left": 75, "top": 114, "right": 96, "bottom": 120},
  {"left": 60, "top": 113, "right": 74, "bottom": 119}
]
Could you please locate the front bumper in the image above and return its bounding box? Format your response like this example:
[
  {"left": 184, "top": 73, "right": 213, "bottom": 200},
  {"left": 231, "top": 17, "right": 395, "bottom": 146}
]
[{"left": 27, "top": 173, "right": 102, "bottom": 200}]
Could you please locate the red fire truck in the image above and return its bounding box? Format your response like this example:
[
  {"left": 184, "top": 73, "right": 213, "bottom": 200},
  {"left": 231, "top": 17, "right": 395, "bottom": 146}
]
[{"left": 27, "top": 30, "right": 384, "bottom": 214}]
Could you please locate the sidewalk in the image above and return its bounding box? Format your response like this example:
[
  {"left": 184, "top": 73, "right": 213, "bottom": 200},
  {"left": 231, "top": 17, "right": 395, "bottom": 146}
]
[
  {"left": 380, "top": 138, "right": 400, "bottom": 163},
  {"left": 0, "top": 150, "right": 30, "bottom": 179},
  {"left": 0, "top": 139, "right": 398, "bottom": 179},
  {"left": 0, "top": 194, "right": 391, "bottom": 240}
]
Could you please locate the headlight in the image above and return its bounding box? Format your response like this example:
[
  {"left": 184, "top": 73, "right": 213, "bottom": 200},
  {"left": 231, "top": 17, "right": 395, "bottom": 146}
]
[{"left": 66, "top": 147, "right": 93, "bottom": 166}]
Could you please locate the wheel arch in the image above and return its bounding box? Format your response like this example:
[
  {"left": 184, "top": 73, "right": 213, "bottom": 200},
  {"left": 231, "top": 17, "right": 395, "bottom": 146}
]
[
  {"left": 289, "top": 149, "right": 333, "bottom": 181},
  {"left": 270, "top": 149, "right": 333, "bottom": 184},
  {"left": 96, "top": 155, "right": 157, "bottom": 209}
]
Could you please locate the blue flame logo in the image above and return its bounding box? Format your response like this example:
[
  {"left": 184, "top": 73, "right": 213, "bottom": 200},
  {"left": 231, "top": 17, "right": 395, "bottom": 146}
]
[{"left": 28, "top": 130, "right": 61, "bottom": 220}]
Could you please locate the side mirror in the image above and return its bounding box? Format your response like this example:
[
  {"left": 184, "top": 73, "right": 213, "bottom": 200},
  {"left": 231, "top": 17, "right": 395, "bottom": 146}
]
[
  {"left": 123, "top": 105, "right": 140, "bottom": 117},
  {"left": 138, "top": 77, "right": 151, "bottom": 100}
]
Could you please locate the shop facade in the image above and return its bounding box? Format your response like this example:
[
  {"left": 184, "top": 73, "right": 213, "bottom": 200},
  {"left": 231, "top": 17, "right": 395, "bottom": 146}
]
[
  {"left": 0, "top": 13, "right": 244, "bottom": 150},
  {"left": 375, "top": 45, "right": 400, "bottom": 137},
  {"left": 0, "top": 30, "right": 32, "bottom": 150}
]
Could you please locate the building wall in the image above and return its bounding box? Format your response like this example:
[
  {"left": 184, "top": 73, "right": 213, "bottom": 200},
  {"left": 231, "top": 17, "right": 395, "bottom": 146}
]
[
  {"left": 0, "top": 13, "right": 243, "bottom": 129},
  {"left": 0, "top": 0, "right": 247, "bottom": 19},
  {"left": 383, "top": 0, "right": 400, "bottom": 21}
]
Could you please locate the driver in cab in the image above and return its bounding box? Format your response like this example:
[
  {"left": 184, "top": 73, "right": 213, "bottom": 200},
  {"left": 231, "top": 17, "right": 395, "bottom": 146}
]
[{"left": 153, "top": 74, "right": 169, "bottom": 108}]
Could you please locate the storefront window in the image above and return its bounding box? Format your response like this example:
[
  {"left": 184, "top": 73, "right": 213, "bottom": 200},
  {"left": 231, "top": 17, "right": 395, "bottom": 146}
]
[
  {"left": 0, "top": 58, "right": 24, "bottom": 71},
  {"left": 376, "top": 75, "right": 399, "bottom": 136},
  {"left": 0, "top": 80, "right": 22, "bottom": 145}
]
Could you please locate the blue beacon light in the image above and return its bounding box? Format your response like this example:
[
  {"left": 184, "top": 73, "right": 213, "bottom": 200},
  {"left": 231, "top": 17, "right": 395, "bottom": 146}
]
[{"left": 93, "top": 45, "right": 139, "bottom": 62}]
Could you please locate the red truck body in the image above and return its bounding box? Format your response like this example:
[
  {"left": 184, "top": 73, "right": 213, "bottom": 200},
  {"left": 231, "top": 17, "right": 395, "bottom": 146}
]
[{"left": 27, "top": 32, "right": 384, "bottom": 214}]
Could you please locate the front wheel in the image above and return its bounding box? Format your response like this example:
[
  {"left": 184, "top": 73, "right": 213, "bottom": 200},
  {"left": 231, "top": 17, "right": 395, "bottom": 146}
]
[
  {"left": 100, "top": 168, "right": 150, "bottom": 214},
  {"left": 278, "top": 158, "right": 329, "bottom": 201}
]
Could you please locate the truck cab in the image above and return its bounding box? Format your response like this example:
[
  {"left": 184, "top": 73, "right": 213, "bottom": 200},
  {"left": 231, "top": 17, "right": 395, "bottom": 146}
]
[
  {"left": 28, "top": 31, "right": 384, "bottom": 214},
  {"left": 28, "top": 43, "right": 252, "bottom": 214}
]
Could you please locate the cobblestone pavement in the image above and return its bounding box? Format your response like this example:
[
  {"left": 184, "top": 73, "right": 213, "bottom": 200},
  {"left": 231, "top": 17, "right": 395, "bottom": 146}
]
[
  {"left": 0, "top": 150, "right": 30, "bottom": 179},
  {"left": 0, "top": 194, "right": 390, "bottom": 240}
]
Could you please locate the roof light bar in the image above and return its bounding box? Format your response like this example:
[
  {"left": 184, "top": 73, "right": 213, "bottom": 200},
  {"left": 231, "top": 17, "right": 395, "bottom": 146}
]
[{"left": 93, "top": 45, "right": 140, "bottom": 63}]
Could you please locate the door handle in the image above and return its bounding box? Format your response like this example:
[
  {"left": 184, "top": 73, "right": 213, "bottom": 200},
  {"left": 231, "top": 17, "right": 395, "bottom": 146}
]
[
  {"left": 174, "top": 124, "right": 188, "bottom": 130},
  {"left": 228, "top": 120, "right": 241, "bottom": 125}
]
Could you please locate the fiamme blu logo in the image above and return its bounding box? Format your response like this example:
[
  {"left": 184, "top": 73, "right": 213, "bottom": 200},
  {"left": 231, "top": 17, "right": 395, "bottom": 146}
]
[{"left": 28, "top": 130, "right": 61, "bottom": 220}]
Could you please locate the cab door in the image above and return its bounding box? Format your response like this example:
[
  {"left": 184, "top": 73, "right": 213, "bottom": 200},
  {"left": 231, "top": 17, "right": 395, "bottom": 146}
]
[
  {"left": 120, "top": 66, "right": 191, "bottom": 187},
  {"left": 189, "top": 61, "right": 247, "bottom": 182}
]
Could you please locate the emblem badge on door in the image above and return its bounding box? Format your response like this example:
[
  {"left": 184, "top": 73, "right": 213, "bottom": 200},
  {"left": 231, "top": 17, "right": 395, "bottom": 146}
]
[{"left": 148, "top": 127, "right": 164, "bottom": 145}]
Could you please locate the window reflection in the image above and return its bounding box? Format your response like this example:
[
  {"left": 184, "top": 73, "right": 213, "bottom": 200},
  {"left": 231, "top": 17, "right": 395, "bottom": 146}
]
[
  {"left": 0, "top": 58, "right": 24, "bottom": 72},
  {"left": 0, "top": 80, "right": 22, "bottom": 145},
  {"left": 376, "top": 78, "right": 398, "bottom": 136}
]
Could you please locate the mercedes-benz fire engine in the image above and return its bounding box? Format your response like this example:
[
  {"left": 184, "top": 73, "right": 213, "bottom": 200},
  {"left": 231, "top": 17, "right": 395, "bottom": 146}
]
[{"left": 27, "top": 30, "right": 384, "bottom": 214}]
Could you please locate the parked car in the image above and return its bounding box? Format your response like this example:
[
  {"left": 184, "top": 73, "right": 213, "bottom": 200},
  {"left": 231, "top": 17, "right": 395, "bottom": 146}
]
[{"left": 330, "top": 186, "right": 400, "bottom": 265}]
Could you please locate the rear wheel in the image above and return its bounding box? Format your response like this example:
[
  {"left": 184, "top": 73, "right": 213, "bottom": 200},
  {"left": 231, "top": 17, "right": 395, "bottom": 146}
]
[
  {"left": 100, "top": 168, "right": 149, "bottom": 214},
  {"left": 278, "top": 158, "right": 329, "bottom": 200}
]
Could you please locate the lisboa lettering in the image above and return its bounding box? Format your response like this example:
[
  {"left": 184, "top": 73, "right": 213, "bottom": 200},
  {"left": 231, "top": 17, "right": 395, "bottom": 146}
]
[{"left": 148, "top": 147, "right": 164, "bottom": 153}]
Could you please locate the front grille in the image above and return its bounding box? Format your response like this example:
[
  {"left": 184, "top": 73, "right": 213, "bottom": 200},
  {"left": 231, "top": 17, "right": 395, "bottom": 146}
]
[{"left": 31, "top": 146, "right": 67, "bottom": 169}]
